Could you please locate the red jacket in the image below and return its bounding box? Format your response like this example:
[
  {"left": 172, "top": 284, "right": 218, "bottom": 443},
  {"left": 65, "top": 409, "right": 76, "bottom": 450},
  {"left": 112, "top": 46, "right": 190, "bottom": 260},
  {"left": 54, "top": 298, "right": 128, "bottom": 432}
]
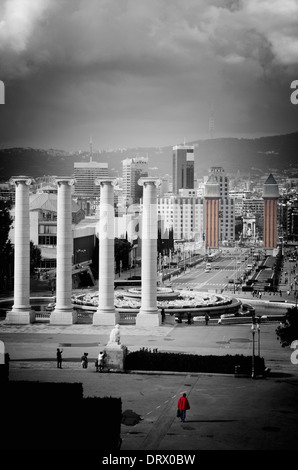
[{"left": 178, "top": 396, "right": 190, "bottom": 411}]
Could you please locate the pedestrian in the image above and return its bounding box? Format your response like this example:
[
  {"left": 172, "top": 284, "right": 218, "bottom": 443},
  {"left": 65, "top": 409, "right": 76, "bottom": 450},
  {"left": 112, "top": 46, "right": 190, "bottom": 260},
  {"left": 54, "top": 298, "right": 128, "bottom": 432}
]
[
  {"left": 56, "top": 348, "right": 63, "bottom": 369},
  {"left": 187, "top": 313, "right": 192, "bottom": 325},
  {"left": 81, "top": 352, "right": 88, "bottom": 368},
  {"left": 98, "top": 351, "right": 105, "bottom": 372},
  {"left": 205, "top": 313, "right": 210, "bottom": 325},
  {"left": 177, "top": 393, "right": 190, "bottom": 423},
  {"left": 161, "top": 308, "right": 165, "bottom": 323}
]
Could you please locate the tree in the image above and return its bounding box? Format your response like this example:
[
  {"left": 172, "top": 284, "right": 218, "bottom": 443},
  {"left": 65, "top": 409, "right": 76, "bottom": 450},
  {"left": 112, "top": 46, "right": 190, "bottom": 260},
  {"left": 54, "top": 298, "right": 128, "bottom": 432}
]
[
  {"left": 30, "top": 241, "right": 42, "bottom": 276},
  {"left": 0, "top": 200, "right": 14, "bottom": 292},
  {"left": 276, "top": 307, "right": 298, "bottom": 347},
  {"left": 91, "top": 237, "right": 132, "bottom": 279},
  {"left": 115, "top": 238, "right": 132, "bottom": 273}
]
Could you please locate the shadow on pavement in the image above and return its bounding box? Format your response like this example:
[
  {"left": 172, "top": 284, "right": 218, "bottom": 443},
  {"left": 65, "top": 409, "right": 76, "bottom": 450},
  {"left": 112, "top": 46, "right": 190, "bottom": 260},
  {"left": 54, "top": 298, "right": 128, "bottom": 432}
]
[{"left": 181, "top": 419, "right": 238, "bottom": 423}]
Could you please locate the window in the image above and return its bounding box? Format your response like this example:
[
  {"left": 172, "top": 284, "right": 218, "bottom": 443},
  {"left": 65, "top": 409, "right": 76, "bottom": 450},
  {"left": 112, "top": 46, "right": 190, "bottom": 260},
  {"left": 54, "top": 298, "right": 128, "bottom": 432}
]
[
  {"left": 39, "top": 225, "right": 57, "bottom": 234},
  {"left": 38, "top": 235, "right": 57, "bottom": 246}
]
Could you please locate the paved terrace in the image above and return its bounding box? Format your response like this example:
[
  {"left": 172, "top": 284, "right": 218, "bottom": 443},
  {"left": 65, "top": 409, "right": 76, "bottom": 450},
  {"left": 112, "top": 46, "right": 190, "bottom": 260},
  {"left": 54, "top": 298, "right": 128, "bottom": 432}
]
[{"left": 1, "top": 318, "right": 298, "bottom": 451}]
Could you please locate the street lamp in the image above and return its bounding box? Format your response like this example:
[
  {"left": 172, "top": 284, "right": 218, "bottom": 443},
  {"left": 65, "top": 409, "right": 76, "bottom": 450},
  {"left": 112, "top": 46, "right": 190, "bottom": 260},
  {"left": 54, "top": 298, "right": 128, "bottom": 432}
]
[
  {"left": 234, "top": 255, "right": 237, "bottom": 294},
  {"left": 251, "top": 318, "right": 257, "bottom": 379},
  {"left": 256, "top": 316, "right": 261, "bottom": 356}
]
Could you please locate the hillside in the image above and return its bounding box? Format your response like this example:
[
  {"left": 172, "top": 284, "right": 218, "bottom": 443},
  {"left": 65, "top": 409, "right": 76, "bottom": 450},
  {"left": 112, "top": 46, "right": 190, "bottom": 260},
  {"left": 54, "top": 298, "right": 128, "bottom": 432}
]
[{"left": 0, "top": 131, "right": 297, "bottom": 181}]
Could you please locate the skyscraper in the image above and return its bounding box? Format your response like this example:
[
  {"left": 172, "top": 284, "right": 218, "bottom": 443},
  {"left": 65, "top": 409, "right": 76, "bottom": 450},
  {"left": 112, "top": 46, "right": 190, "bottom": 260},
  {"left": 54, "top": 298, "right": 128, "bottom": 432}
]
[
  {"left": 172, "top": 145, "right": 194, "bottom": 194},
  {"left": 208, "top": 167, "right": 235, "bottom": 243},
  {"left": 122, "top": 157, "right": 148, "bottom": 205},
  {"left": 74, "top": 161, "right": 108, "bottom": 198},
  {"left": 263, "top": 174, "right": 279, "bottom": 249},
  {"left": 73, "top": 139, "right": 108, "bottom": 215}
]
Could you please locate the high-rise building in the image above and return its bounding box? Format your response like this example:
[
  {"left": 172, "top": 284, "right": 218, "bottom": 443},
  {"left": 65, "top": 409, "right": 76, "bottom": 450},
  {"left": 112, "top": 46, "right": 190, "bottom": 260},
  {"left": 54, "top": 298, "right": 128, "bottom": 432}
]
[
  {"left": 74, "top": 161, "right": 108, "bottom": 198},
  {"left": 263, "top": 174, "right": 279, "bottom": 249},
  {"left": 209, "top": 167, "right": 228, "bottom": 198},
  {"left": 122, "top": 157, "right": 148, "bottom": 204},
  {"left": 207, "top": 167, "right": 235, "bottom": 243},
  {"left": 172, "top": 145, "right": 194, "bottom": 194},
  {"left": 73, "top": 139, "right": 108, "bottom": 215}
]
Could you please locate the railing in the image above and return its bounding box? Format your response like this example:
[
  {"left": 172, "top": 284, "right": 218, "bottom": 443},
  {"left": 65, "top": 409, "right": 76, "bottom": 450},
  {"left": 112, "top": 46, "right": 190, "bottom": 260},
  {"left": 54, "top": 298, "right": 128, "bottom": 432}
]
[
  {"left": 34, "top": 310, "right": 139, "bottom": 325},
  {"left": 35, "top": 312, "right": 51, "bottom": 322},
  {"left": 118, "top": 310, "right": 138, "bottom": 325}
]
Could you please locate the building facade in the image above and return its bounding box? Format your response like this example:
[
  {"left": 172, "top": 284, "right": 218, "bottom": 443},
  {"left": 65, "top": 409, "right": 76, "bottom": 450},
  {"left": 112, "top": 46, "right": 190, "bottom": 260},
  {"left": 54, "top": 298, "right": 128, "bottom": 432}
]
[
  {"left": 74, "top": 160, "right": 108, "bottom": 215},
  {"left": 158, "top": 193, "right": 204, "bottom": 241},
  {"left": 122, "top": 157, "right": 148, "bottom": 204},
  {"left": 207, "top": 167, "right": 235, "bottom": 244},
  {"left": 172, "top": 145, "right": 194, "bottom": 194}
]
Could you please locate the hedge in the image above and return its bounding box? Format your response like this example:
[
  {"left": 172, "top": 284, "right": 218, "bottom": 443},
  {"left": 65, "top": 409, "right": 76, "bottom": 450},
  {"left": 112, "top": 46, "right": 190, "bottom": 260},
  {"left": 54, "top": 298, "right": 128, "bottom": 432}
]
[
  {"left": 0, "top": 381, "right": 122, "bottom": 450},
  {"left": 125, "top": 348, "right": 265, "bottom": 375}
]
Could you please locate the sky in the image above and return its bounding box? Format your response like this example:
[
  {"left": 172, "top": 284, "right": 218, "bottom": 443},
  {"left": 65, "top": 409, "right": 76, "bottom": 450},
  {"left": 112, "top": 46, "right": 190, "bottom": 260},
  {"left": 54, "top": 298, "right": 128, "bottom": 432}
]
[{"left": 0, "top": 0, "right": 298, "bottom": 151}]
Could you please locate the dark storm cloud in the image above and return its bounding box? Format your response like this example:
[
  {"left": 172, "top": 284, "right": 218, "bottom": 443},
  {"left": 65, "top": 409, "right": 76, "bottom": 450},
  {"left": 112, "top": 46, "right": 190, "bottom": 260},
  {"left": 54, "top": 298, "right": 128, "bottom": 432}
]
[{"left": 0, "top": 0, "right": 297, "bottom": 149}]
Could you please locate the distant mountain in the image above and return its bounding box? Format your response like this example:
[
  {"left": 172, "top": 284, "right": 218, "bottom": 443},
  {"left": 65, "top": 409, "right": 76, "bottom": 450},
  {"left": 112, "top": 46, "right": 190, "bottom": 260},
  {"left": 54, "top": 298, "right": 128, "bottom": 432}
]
[{"left": 0, "top": 131, "right": 298, "bottom": 181}]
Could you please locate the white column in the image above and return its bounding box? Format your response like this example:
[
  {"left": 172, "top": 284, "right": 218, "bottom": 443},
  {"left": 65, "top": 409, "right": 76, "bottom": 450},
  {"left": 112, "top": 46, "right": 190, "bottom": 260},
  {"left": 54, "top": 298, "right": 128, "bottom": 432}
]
[
  {"left": 6, "top": 177, "right": 35, "bottom": 324},
  {"left": 93, "top": 179, "right": 117, "bottom": 325},
  {"left": 136, "top": 178, "right": 161, "bottom": 327},
  {"left": 50, "top": 178, "right": 77, "bottom": 324}
]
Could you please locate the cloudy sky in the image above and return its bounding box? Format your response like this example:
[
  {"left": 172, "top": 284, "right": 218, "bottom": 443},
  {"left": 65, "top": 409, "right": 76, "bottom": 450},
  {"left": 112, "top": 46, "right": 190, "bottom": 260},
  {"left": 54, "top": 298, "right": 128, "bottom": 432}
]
[{"left": 0, "top": 0, "right": 298, "bottom": 150}]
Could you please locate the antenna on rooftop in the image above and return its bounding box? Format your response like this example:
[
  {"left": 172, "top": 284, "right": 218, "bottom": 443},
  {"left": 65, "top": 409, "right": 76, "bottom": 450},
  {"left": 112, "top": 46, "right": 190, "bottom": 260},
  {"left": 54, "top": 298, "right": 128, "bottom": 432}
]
[
  {"left": 89, "top": 135, "right": 93, "bottom": 162},
  {"left": 209, "top": 106, "right": 215, "bottom": 139}
]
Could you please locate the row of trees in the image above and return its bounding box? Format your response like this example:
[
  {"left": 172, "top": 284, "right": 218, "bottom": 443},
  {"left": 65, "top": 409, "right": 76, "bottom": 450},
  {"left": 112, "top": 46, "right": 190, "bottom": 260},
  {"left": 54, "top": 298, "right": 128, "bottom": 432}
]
[{"left": 91, "top": 237, "right": 133, "bottom": 278}]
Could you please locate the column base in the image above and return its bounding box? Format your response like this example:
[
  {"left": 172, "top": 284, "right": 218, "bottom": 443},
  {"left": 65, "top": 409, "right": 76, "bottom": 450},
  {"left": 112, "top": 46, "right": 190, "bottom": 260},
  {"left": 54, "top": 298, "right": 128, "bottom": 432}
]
[
  {"left": 93, "top": 309, "right": 117, "bottom": 326},
  {"left": 6, "top": 309, "right": 36, "bottom": 324},
  {"left": 165, "top": 313, "right": 176, "bottom": 325},
  {"left": 136, "top": 310, "right": 161, "bottom": 327},
  {"left": 50, "top": 309, "right": 77, "bottom": 325}
]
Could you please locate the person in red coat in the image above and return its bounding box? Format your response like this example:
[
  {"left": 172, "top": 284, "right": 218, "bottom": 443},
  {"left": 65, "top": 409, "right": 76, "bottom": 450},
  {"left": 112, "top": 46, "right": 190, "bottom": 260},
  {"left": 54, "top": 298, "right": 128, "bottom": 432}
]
[{"left": 177, "top": 393, "right": 190, "bottom": 422}]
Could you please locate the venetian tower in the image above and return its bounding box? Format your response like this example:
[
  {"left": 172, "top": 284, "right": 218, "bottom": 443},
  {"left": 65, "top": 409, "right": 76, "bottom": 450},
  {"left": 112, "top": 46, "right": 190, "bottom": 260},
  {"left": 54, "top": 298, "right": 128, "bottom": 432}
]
[
  {"left": 204, "top": 175, "right": 220, "bottom": 250},
  {"left": 263, "top": 174, "right": 279, "bottom": 250}
]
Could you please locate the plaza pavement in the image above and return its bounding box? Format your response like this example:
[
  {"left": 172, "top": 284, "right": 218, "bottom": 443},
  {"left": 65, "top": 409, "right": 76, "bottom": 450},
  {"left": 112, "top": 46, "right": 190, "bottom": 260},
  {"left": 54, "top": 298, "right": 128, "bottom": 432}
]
[
  {"left": 1, "top": 251, "right": 298, "bottom": 451},
  {"left": 2, "top": 317, "right": 298, "bottom": 451}
]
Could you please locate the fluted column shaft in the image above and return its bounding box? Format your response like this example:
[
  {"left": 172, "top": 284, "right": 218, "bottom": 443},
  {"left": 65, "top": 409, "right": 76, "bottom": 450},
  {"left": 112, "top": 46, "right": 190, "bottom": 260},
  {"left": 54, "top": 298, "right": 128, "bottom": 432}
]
[
  {"left": 93, "top": 179, "right": 117, "bottom": 325},
  {"left": 50, "top": 178, "right": 77, "bottom": 324},
  {"left": 6, "top": 177, "right": 35, "bottom": 324},
  {"left": 136, "top": 178, "right": 161, "bottom": 327}
]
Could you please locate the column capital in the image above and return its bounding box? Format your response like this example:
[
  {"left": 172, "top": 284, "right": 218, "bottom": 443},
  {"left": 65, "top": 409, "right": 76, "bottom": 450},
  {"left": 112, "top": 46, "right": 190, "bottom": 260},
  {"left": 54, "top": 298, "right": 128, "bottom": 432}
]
[
  {"left": 10, "top": 176, "right": 33, "bottom": 186},
  {"left": 138, "top": 177, "right": 162, "bottom": 188},
  {"left": 56, "top": 177, "right": 76, "bottom": 187},
  {"left": 95, "top": 178, "right": 117, "bottom": 188}
]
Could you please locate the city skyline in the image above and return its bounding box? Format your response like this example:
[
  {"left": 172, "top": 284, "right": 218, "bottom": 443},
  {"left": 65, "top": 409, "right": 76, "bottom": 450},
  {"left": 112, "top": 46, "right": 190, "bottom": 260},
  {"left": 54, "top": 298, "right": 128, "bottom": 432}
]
[{"left": 0, "top": 0, "right": 298, "bottom": 151}]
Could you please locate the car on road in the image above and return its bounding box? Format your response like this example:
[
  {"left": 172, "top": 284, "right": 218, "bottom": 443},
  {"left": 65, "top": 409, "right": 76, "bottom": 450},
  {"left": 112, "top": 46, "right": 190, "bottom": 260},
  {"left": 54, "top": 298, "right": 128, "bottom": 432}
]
[{"left": 205, "top": 263, "right": 211, "bottom": 272}]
